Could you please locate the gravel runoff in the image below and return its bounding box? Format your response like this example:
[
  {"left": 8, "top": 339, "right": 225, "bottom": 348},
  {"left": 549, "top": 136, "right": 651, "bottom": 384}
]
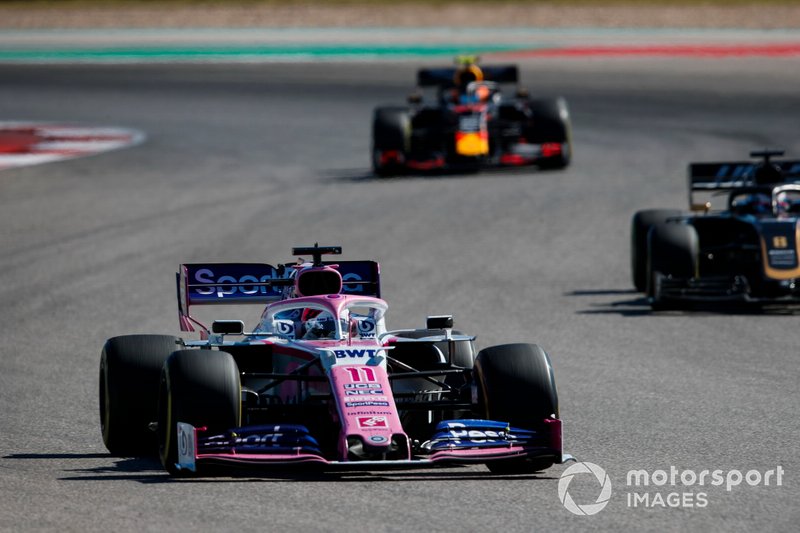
[{"left": 1, "top": 3, "right": 799, "bottom": 29}]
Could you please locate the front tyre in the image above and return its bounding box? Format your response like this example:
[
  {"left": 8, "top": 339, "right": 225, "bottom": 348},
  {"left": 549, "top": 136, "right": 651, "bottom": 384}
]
[
  {"left": 99, "top": 334, "right": 179, "bottom": 456},
  {"left": 528, "top": 97, "right": 572, "bottom": 169},
  {"left": 474, "top": 343, "right": 559, "bottom": 473},
  {"left": 372, "top": 106, "right": 411, "bottom": 176},
  {"left": 631, "top": 209, "right": 683, "bottom": 292},
  {"left": 647, "top": 222, "right": 699, "bottom": 310},
  {"left": 157, "top": 350, "right": 241, "bottom": 475}
]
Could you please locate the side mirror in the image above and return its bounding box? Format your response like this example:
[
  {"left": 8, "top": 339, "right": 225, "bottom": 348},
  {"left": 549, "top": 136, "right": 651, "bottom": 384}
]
[
  {"left": 691, "top": 202, "right": 711, "bottom": 213},
  {"left": 426, "top": 315, "right": 454, "bottom": 330},
  {"left": 212, "top": 320, "right": 244, "bottom": 335}
]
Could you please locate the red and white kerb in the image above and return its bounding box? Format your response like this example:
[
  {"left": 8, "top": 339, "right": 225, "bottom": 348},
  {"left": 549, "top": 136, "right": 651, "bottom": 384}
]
[{"left": 0, "top": 122, "right": 144, "bottom": 171}]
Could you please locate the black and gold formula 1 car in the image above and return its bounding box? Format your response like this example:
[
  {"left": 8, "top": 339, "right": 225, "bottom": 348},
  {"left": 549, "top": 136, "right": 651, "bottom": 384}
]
[
  {"left": 631, "top": 150, "right": 800, "bottom": 309},
  {"left": 371, "top": 56, "right": 572, "bottom": 176}
]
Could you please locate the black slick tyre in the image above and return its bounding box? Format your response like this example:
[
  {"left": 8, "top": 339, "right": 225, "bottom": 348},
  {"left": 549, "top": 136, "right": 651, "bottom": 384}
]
[
  {"left": 631, "top": 209, "right": 683, "bottom": 292},
  {"left": 646, "top": 222, "right": 699, "bottom": 309},
  {"left": 157, "top": 349, "right": 241, "bottom": 475},
  {"left": 372, "top": 106, "right": 410, "bottom": 176},
  {"left": 474, "top": 343, "right": 559, "bottom": 473},
  {"left": 99, "top": 334, "right": 179, "bottom": 456},
  {"left": 528, "top": 97, "right": 572, "bottom": 169}
]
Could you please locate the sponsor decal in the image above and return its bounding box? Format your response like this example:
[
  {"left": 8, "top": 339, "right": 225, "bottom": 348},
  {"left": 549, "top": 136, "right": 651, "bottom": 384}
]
[
  {"left": 179, "top": 428, "right": 191, "bottom": 456},
  {"left": 0, "top": 122, "right": 144, "bottom": 171},
  {"left": 773, "top": 236, "right": 789, "bottom": 249},
  {"left": 341, "top": 272, "right": 364, "bottom": 293},
  {"left": 456, "top": 114, "right": 489, "bottom": 156},
  {"left": 344, "top": 383, "right": 381, "bottom": 389},
  {"left": 448, "top": 428, "right": 506, "bottom": 444},
  {"left": 760, "top": 222, "right": 800, "bottom": 273},
  {"left": 355, "top": 318, "right": 376, "bottom": 338},
  {"left": 192, "top": 266, "right": 290, "bottom": 299},
  {"left": 234, "top": 432, "right": 283, "bottom": 447},
  {"left": 334, "top": 348, "right": 380, "bottom": 359},
  {"left": 357, "top": 416, "right": 388, "bottom": 429},
  {"left": 274, "top": 319, "right": 295, "bottom": 337},
  {"left": 345, "top": 390, "right": 385, "bottom": 396},
  {"left": 369, "top": 435, "right": 388, "bottom": 444},
  {"left": 767, "top": 249, "right": 797, "bottom": 267},
  {"left": 345, "top": 401, "right": 390, "bottom": 407},
  {"left": 458, "top": 114, "right": 482, "bottom": 133},
  {"left": 346, "top": 394, "right": 388, "bottom": 401}
]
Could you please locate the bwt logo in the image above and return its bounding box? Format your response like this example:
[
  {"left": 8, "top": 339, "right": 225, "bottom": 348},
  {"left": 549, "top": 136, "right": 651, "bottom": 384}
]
[
  {"left": 342, "top": 272, "right": 365, "bottom": 293},
  {"left": 558, "top": 462, "right": 612, "bottom": 516},
  {"left": 334, "top": 349, "right": 380, "bottom": 359}
]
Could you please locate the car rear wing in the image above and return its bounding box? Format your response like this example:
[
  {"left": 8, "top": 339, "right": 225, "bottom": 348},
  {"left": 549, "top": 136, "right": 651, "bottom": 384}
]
[
  {"left": 177, "top": 261, "right": 381, "bottom": 332},
  {"left": 417, "top": 65, "right": 519, "bottom": 88},
  {"left": 687, "top": 160, "right": 800, "bottom": 210}
]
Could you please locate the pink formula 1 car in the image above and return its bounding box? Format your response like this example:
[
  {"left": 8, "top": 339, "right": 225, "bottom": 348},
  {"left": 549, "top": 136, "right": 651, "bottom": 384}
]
[{"left": 99, "top": 245, "right": 570, "bottom": 475}]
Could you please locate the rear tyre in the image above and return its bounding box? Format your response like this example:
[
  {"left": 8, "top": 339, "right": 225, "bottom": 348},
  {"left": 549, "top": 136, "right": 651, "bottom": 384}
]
[
  {"left": 474, "top": 343, "right": 559, "bottom": 473},
  {"left": 528, "top": 97, "right": 572, "bottom": 169},
  {"left": 647, "top": 222, "right": 699, "bottom": 309},
  {"left": 372, "top": 106, "right": 410, "bottom": 176},
  {"left": 99, "top": 334, "right": 179, "bottom": 456},
  {"left": 157, "top": 350, "right": 241, "bottom": 475},
  {"left": 631, "top": 209, "right": 682, "bottom": 291}
]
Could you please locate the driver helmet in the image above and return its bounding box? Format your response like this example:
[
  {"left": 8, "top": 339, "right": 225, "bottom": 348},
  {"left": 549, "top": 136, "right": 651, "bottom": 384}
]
[
  {"left": 776, "top": 191, "right": 798, "bottom": 215},
  {"left": 302, "top": 310, "right": 337, "bottom": 340},
  {"left": 472, "top": 82, "right": 492, "bottom": 103}
]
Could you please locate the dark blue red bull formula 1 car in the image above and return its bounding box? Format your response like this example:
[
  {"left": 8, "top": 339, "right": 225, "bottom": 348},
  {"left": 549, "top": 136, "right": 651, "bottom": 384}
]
[
  {"left": 371, "top": 56, "right": 572, "bottom": 175},
  {"left": 100, "top": 245, "right": 571, "bottom": 475}
]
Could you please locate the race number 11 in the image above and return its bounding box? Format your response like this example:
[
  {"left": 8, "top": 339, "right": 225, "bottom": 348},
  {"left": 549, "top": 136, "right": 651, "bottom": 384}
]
[{"left": 345, "top": 367, "right": 376, "bottom": 382}]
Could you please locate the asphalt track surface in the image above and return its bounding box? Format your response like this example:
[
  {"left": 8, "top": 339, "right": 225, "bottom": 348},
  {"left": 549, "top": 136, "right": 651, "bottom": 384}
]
[{"left": 1, "top": 56, "right": 799, "bottom": 532}]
